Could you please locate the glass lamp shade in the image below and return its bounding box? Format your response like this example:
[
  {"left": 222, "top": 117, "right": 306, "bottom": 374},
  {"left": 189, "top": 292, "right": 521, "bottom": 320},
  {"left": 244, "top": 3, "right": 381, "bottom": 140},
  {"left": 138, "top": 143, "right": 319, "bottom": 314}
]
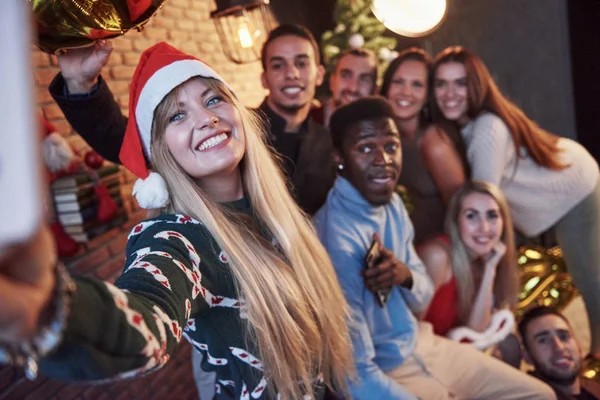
[
  {"left": 371, "top": 0, "right": 447, "bottom": 38},
  {"left": 210, "top": 0, "right": 274, "bottom": 64}
]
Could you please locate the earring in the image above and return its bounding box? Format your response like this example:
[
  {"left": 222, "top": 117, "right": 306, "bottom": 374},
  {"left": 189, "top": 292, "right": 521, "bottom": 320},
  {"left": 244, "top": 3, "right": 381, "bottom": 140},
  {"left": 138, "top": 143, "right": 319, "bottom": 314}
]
[{"left": 337, "top": 164, "right": 344, "bottom": 171}]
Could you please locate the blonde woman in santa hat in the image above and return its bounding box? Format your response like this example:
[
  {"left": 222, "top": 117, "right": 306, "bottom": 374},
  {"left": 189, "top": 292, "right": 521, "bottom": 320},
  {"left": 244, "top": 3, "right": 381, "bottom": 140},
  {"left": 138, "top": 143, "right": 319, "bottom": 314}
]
[{"left": 0, "top": 42, "right": 353, "bottom": 400}]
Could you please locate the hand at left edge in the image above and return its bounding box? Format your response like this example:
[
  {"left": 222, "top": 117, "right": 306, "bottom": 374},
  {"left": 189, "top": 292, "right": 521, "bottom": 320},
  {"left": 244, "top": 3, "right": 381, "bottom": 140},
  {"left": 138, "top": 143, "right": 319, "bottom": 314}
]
[{"left": 0, "top": 226, "right": 56, "bottom": 343}]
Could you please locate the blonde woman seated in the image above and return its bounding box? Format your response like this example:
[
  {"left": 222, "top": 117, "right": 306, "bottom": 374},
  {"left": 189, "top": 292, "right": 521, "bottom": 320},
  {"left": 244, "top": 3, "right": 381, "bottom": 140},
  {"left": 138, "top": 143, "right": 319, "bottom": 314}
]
[{"left": 423, "top": 180, "right": 520, "bottom": 361}]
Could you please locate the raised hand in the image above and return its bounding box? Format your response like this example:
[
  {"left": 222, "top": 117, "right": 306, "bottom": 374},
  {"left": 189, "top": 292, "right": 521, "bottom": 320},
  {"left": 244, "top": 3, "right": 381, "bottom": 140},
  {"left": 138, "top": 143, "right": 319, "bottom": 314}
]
[
  {"left": 483, "top": 242, "right": 506, "bottom": 271},
  {"left": 0, "top": 226, "right": 56, "bottom": 343},
  {"left": 362, "top": 234, "right": 413, "bottom": 292},
  {"left": 57, "top": 40, "right": 113, "bottom": 94}
]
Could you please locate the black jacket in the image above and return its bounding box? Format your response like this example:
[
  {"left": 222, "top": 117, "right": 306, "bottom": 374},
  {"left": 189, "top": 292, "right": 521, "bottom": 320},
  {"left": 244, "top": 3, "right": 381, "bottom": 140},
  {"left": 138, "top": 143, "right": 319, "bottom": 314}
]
[
  {"left": 256, "top": 100, "right": 335, "bottom": 215},
  {"left": 49, "top": 74, "right": 335, "bottom": 215},
  {"left": 49, "top": 74, "right": 126, "bottom": 164}
]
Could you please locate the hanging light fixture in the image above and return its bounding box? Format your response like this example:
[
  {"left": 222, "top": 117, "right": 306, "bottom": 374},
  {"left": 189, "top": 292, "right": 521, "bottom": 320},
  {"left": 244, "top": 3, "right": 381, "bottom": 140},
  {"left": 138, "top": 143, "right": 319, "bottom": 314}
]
[
  {"left": 210, "top": 0, "right": 274, "bottom": 64},
  {"left": 371, "top": 0, "right": 447, "bottom": 38}
]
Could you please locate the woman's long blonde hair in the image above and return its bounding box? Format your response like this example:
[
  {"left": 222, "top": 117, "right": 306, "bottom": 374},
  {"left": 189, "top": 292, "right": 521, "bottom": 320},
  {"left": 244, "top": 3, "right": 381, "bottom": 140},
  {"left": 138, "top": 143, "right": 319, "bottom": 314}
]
[
  {"left": 431, "top": 46, "right": 568, "bottom": 170},
  {"left": 149, "top": 77, "right": 353, "bottom": 399},
  {"left": 445, "top": 180, "right": 519, "bottom": 324}
]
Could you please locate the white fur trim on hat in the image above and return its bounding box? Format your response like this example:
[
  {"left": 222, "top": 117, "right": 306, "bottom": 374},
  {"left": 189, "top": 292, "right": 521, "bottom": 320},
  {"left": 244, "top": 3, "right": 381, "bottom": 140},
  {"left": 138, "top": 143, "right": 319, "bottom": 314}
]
[
  {"left": 132, "top": 172, "right": 170, "bottom": 209},
  {"left": 446, "top": 308, "right": 515, "bottom": 350},
  {"left": 135, "top": 59, "right": 228, "bottom": 158},
  {"left": 43, "top": 132, "right": 75, "bottom": 173}
]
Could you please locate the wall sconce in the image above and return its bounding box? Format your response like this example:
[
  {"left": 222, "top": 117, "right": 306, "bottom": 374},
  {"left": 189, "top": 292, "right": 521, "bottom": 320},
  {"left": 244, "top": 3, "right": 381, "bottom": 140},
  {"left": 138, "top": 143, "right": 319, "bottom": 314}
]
[
  {"left": 210, "top": 0, "right": 274, "bottom": 64},
  {"left": 371, "top": 0, "right": 447, "bottom": 38}
]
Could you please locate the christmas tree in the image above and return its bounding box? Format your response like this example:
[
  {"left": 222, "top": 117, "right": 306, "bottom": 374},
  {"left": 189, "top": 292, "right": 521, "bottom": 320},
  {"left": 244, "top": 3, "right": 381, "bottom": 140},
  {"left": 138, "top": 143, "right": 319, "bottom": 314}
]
[{"left": 320, "top": 0, "right": 398, "bottom": 83}]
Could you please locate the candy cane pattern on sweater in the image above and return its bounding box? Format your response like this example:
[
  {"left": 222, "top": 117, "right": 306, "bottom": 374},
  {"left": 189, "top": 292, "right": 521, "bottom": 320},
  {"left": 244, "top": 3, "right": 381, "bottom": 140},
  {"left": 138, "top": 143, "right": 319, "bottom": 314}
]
[
  {"left": 218, "top": 251, "right": 229, "bottom": 263},
  {"left": 185, "top": 298, "right": 192, "bottom": 320},
  {"left": 154, "top": 230, "right": 201, "bottom": 267},
  {"left": 146, "top": 230, "right": 203, "bottom": 299},
  {"left": 154, "top": 230, "right": 246, "bottom": 312},
  {"left": 152, "top": 303, "right": 183, "bottom": 342},
  {"left": 103, "top": 283, "right": 168, "bottom": 377},
  {"left": 215, "top": 380, "right": 236, "bottom": 396},
  {"left": 183, "top": 291, "right": 193, "bottom": 335},
  {"left": 229, "top": 347, "right": 264, "bottom": 371},
  {"left": 128, "top": 220, "right": 162, "bottom": 239},
  {"left": 250, "top": 377, "right": 267, "bottom": 398},
  {"left": 186, "top": 337, "right": 228, "bottom": 366},
  {"left": 126, "top": 258, "right": 171, "bottom": 290},
  {"left": 128, "top": 214, "right": 202, "bottom": 240},
  {"left": 124, "top": 248, "right": 193, "bottom": 289},
  {"left": 132, "top": 246, "right": 151, "bottom": 259},
  {"left": 229, "top": 348, "right": 267, "bottom": 398},
  {"left": 170, "top": 259, "right": 203, "bottom": 299},
  {"left": 240, "top": 382, "right": 249, "bottom": 400},
  {"left": 185, "top": 318, "right": 196, "bottom": 332},
  {"left": 175, "top": 214, "right": 202, "bottom": 225},
  {"left": 131, "top": 228, "right": 246, "bottom": 315}
]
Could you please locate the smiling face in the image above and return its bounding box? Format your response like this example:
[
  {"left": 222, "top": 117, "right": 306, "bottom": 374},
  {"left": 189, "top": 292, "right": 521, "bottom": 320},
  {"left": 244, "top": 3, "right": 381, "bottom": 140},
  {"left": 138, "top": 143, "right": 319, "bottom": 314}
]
[
  {"left": 330, "top": 53, "right": 377, "bottom": 107},
  {"left": 433, "top": 61, "right": 470, "bottom": 126},
  {"left": 337, "top": 117, "right": 402, "bottom": 205},
  {"left": 458, "top": 192, "right": 503, "bottom": 258},
  {"left": 525, "top": 315, "right": 582, "bottom": 384},
  {"left": 261, "top": 35, "right": 324, "bottom": 115},
  {"left": 162, "top": 78, "right": 245, "bottom": 183},
  {"left": 385, "top": 59, "right": 428, "bottom": 122}
]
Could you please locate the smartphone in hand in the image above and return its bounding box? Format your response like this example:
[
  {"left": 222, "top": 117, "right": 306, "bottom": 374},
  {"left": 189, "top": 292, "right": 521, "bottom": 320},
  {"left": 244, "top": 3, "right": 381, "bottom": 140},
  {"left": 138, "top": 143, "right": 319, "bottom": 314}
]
[
  {"left": 364, "top": 238, "right": 391, "bottom": 307},
  {"left": 0, "top": 2, "right": 43, "bottom": 251}
]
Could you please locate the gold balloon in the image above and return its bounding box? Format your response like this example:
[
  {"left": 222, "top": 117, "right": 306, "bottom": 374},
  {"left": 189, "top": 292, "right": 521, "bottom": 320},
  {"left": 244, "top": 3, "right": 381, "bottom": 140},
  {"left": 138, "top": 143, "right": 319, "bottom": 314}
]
[
  {"left": 31, "top": 0, "right": 167, "bottom": 54},
  {"left": 516, "top": 245, "right": 578, "bottom": 319}
]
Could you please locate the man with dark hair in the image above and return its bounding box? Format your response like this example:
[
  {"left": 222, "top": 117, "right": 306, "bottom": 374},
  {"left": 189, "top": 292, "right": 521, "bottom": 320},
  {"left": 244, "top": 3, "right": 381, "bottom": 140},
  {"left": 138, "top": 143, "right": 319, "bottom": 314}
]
[
  {"left": 321, "top": 48, "right": 378, "bottom": 126},
  {"left": 257, "top": 24, "right": 334, "bottom": 215},
  {"left": 314, "top": 96, "right": 555, "bottom": 400},
  {"left": 260, "top": 23, "right": 322, "bottom": 70},
  {"left": 519, "top": 306, "right": 600, "bottom": 399}
]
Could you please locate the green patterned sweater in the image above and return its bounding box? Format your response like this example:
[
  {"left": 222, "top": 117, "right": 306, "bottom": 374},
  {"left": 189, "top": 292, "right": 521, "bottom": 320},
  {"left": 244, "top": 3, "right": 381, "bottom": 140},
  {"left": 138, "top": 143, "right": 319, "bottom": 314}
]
[{"left": 40, "top": 199, "right": 327, "bottom": 399}]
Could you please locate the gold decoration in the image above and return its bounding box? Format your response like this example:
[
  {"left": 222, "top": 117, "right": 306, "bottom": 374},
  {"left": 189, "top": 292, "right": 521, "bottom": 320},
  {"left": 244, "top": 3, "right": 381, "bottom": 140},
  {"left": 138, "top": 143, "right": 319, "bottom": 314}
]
[
  {"left": 516, "top": 246, "right": 600, "bottom": 383},
  {"left": 582, "top": 351, "right": 600, "bottom": 386},
  {"left": 516, "top": 245, "right": 578, "bottom": 319},
  {"left": 31, "top": 0, "right": 167, "bottom": 54},
  {"left": 583, "top": 358, "right": 600, "bottom": 383}
]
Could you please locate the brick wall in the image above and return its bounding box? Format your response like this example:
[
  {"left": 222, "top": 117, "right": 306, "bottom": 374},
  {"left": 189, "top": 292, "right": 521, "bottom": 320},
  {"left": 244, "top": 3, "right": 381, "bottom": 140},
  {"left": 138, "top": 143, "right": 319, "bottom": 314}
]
[{"left": 0, "top": 0, "right": 268, "bottom": 399}]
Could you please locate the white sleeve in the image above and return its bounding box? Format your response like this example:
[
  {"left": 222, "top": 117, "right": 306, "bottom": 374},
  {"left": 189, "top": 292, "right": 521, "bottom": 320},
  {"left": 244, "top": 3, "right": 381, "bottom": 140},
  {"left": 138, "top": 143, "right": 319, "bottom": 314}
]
[{"left": 466, "top": 114, "right": 514, "bottom": 185}]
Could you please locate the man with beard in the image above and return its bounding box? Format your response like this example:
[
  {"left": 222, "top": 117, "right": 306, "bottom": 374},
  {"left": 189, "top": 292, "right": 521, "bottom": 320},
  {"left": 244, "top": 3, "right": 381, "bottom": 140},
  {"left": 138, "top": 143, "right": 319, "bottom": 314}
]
[
  {"left": 319, "top": 48, "right": 378, "bottom": 127},
  {"left": 519, "top": 306, "right": 600, "bottom": 399},
  {"left": 313, "top": 96, "right": 555, "bottom": 400}
]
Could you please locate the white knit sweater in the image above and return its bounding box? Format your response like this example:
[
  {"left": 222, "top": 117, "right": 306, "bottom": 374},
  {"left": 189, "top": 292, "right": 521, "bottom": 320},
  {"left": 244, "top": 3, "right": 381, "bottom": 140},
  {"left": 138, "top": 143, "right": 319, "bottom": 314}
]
[{"left": 461, "top": 112, "right": 599, "bottom": 237}]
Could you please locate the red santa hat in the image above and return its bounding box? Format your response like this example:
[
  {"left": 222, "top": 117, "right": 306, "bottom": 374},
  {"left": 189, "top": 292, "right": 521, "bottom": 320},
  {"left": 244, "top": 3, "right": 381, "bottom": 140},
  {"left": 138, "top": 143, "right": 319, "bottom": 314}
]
[{"left": 119, "top": 41, "right": 231, "bottom": 209}]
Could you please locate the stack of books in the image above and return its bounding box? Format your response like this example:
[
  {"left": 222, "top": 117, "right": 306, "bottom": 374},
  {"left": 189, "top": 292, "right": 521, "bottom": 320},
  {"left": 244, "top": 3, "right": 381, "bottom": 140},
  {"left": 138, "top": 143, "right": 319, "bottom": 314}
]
[{"left": 51, "top": 165, "right": 128, "bottom": 242}]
